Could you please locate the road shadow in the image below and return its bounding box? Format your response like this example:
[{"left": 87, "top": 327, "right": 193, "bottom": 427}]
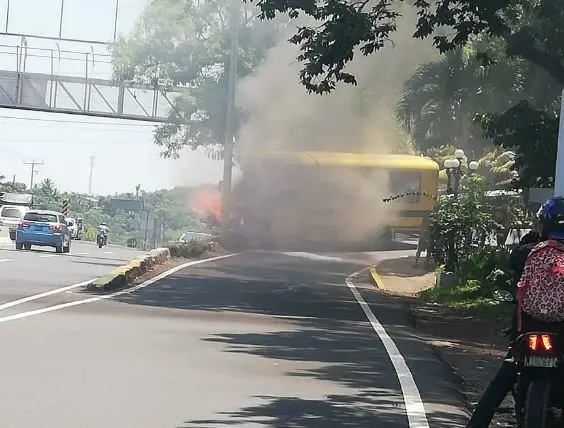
[
  {"left": 113, "top": 257, "right": 367, "bottom": 320},
  {"left": 175, "top": 300, "right": 468, "bottom": 427},
  {"left": 112, "top": 253, "right": 468, "bottom": 427},
  {"left": 180, "top": 393, "right": 407, "bottom": 427}
]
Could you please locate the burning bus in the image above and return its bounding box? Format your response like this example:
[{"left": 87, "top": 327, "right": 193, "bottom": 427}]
[{"left": 230, "top": 151, "right": 439, "bottom": 250}]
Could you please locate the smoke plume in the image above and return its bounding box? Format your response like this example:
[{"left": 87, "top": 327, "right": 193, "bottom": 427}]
[{"left": 235, "top": 4, "right": 438, "bottom": 247}]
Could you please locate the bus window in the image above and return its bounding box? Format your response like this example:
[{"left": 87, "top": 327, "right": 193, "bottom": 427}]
[{"left": 389, "top": 172, "right": 421, "bottom": 202}]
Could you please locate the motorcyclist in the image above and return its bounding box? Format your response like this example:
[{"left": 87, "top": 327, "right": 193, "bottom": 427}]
[
  {"left": 466, "top": 198, "right": 564, "bottom": 427},
  {"left": 96, "top": 222, "right": 109, "bottom": 244}
]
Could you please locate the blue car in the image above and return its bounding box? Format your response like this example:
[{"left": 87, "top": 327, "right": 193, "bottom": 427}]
[{"left": 15, "top": 210, "right": 72, "bottom": 253}]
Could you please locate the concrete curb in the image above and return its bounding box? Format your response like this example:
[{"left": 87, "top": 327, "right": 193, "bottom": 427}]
[
  {"left": 369, "top": 264, "right": 387, "bottom": 290},
  {"left": 87, "top": 247, "right": 171, "bottom": 292}
]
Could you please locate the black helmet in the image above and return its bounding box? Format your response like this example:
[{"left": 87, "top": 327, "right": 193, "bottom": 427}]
[{"left": 536, "top": 196, "right": 564, "bottom": 240}]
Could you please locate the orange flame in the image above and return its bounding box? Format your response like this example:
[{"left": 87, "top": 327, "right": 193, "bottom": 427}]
[{"left": 189, "top": 187, "right": 221, "bottom": 222}]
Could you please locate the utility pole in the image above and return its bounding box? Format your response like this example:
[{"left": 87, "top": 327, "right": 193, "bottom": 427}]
[
  {"left": 554, "top": 89, "right": 564, "bottom": 197},
  {"left": 219, "top": 0, "right": 240, "bottom": 241},
  {"left": 23, "top": 160, "right": 43, "bottom": 191},
  {"left": 88, "top": 156, "right": 95, "bottom": 195}
]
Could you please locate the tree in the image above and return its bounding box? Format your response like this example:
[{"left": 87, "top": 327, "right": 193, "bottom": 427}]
[
  {"left": 25, "top": 175, "right": 206, "bottom": 246},
  {"left": 395, "top": 41, "right": 532, "bottom": 152},
  {"left": 112, "top": 0, "right": 281, "bottom": 158},
  {"left": 397, "top": 29, "right": 561, "bottom": 186},
  {"left": 250, "top": 0, "right": 564, "bottom": 95},
  {"left": 38, "top": 178, "right": 58, "bottom": 198},
  {"left": 478, "top": 101, "right": 560, "bottom": 188}
]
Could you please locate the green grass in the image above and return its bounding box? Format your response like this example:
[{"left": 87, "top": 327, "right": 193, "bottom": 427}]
[
  {"left": 167, "top": 239, "right": 215, "bottom": 258},
  {"left": 418, "top": 280, "right": 514, "bottom": 319}
]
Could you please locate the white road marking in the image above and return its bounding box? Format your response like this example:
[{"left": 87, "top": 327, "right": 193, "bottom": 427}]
[
  {"left": 103, "top": 251, "right": 114, "bottom": 254},
  {"left": 0, "top": 253, "right": 237, "bottom": 324},
  {"left": 0, "top": 279, "right": 94, "bottom": 312},
  {"left": 0, "top": 259, "right": 12, "bottom": 263},
  {"left": 75, "top": 252, "right": 89, "bottom": 255},
  {"left": 345, "top": 272, "right": 429, "bottom": 428},
  {"left": 39, "top": 254, "right": 57, "bottom": 258},
  {"left": 283, "top": 252, "right": 344, "bottom": 262}
]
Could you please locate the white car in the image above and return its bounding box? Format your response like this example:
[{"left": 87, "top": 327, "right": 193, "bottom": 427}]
[
  {"left": 178, "top": 231, "right": 213, "bottom": 243},
  {"left": 0, "top": 205, "right": 29, "bottom": 240}
]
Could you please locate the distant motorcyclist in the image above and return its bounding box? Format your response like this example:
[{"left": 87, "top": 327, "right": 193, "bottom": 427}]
[{"left": 96, "top": 222, "right": 109, "bottom": 246}]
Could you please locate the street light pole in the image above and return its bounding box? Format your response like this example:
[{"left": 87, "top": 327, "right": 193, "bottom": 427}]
[
  {"left": 219, "top": 0, "right": 240, "bottom": 241},
  {"left": 442, "top": 148, "right": 479, "bottom": 273}
]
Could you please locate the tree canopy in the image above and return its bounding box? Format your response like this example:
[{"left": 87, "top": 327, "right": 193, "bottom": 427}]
[
  {"left": 251, "top": 0, "right": 564, "bottom": 95},
  {"left": 111, "top": 0, "right": 563, "bottom": 188},
  {"left": 112, "top": 0, "right": 282, "bottom": 158}
]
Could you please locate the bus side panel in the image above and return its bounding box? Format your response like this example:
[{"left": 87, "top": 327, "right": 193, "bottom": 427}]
[{"left": 388, "top": 169, "right": 438, "bottom": 232}]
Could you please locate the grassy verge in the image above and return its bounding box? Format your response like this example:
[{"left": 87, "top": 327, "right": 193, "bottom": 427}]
[
  {"left": 166, "top": 239, "right": 217, "bottom": 258},
  {"left": 418, "top": 280, "right": 514, "bottom": 320}
]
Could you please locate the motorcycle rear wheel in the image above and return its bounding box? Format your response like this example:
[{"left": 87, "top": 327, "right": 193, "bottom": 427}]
[{"left": 524, "top": 379, "right": 552, "bottom": 428}]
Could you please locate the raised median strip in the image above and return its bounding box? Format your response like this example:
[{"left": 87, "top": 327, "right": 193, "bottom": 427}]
[
  {"left": 369, "top": 265, "right": 387, "bottom": 290},
  {"left": 88, "top": 247, "right": 171, "bottom": 292}
]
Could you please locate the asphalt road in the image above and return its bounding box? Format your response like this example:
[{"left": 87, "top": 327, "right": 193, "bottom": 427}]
[
  {"left": 0, "top": 239, "right": 144, "bottom": 300},
  {"left": 0, "top": 245, "right": 469, "bottom": 427}
]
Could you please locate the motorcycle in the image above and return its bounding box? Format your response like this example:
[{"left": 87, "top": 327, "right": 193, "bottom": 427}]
[
  {"left": 493, "top": 289, "right": 564, "bottom": 427},
  {"left": 96, "top": 231, "right": 107, "bottom": 248}
]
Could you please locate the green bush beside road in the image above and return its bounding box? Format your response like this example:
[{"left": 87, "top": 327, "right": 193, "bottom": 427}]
[{"left": 167, "top": 239, "right": 217, "bottom": 258}]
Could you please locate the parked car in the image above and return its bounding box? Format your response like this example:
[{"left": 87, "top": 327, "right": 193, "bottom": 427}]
[
  {"left": 178, "top": 231, "right": 214, "bottom": 243},
  {"left": 0, "top": 205, "right": 29, "bottom": 240},
  {"left": 15, "top": 210, "right": 72, "bottom": 253},
  {"left": 65, "top": 217, "right": 83, "bottom": 240}
]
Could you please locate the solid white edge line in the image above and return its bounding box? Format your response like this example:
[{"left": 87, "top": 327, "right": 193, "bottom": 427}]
[
  {"left": 0, "top": 279, "right": 94, "bottom": 312},
  {"left": 0, "top": 253, "right": 238, "bottom": 324},
  {"left": 345, "top": 272, "right": 430, "bottom": 428}
]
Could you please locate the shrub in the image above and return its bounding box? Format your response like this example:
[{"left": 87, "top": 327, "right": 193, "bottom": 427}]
[
  {"left": 428, "top": 173, "right": 502, "bottom": 273},
  {"left": 167, "top": 239, "right": 215, "bottom": 258},
  {"left": 457, "top": 247, "right": 513, "bottom": 292}
]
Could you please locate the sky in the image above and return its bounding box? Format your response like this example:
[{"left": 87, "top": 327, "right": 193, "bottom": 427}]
[{"left": 0, "top": 0, "right": 226, "bottom": 195}]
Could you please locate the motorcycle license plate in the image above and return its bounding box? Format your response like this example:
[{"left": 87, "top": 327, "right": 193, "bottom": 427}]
[{"left": 524, "top": 355, "right": 559, "bottom": 368}]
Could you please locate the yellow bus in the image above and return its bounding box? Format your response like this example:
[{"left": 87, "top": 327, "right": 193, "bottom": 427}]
[{"left": 234, "top": 151, "right": 439, "bottom": 249}]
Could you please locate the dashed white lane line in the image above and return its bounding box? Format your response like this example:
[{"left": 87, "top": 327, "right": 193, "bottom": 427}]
[
  {"left": 75, "top": 252, "right": 90, "bottom": 255},
  {"left": 346, "top": 272, "right": 430, "bottom": 428},
  {"left": 0, "top": 259, "right": 12, "bottom": 263},
  {"left": 39, "top": 254, "right": 58, "bottom": 258},
  {"left": 0, "top": 279, "right": 94, "bottom": 312},
  {"left": 103, "top": 251, "right": 114, "bottom": 254},
  {"left": 0, "top": 253, "right": 237, "bottom": 324}
]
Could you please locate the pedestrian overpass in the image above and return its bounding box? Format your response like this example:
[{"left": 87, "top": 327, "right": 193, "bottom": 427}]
[{"left": 0, "top": 40, "right": 190, "bottom": 123}]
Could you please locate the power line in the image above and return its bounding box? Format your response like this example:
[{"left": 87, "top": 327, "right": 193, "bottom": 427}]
[{"left": 0, "top": 113, "right": 160, "bottom": 127}]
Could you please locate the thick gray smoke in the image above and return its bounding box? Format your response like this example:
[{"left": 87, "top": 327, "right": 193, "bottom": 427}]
[{"left": 235, "top": 5, "right": 438, "bottom": 246}]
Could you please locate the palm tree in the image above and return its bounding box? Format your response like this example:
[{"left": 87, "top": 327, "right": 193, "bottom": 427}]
[
  {"left": 476, "top": 148, "right": 517, "bottom": 188},
  {"left": 396, "top": 45, "right": 522, "bottom": 153},
  {"left": 39, "top": 178, "right": 58, "bottom": 198}
]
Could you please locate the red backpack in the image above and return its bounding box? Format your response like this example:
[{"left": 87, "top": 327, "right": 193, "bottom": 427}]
[{"left": 517, "top": 240, "right": 564, "bottom": 323}]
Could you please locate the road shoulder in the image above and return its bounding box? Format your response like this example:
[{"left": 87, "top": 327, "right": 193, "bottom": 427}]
[
  {"left": 369, "top": 256, "right": 514, "bottom": 427},
  {"left": 351, "top": 268, "right": 470, "bottom": 427}
]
